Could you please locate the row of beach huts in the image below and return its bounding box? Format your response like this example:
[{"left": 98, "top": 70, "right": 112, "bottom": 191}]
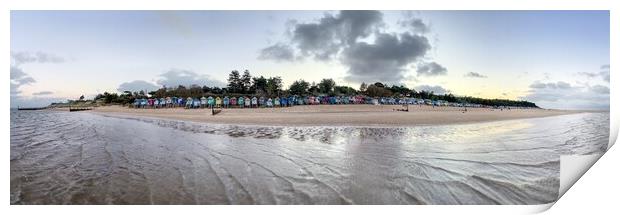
[{"left": 131, "top": 95, "right": 488, "bottom": 109}]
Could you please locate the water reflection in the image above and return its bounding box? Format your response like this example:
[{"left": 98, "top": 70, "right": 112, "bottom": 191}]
[{"left": 10, "top": 110, "right": 609, "bottom": 204}]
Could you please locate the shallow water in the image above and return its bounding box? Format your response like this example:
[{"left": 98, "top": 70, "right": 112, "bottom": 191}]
[{"left": 10, "top": 110, "right": 609, "bottom": 204}]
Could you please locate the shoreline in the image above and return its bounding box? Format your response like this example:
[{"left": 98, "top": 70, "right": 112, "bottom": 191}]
[{"left": 83, "top": 105, "right": 586, "bottom": 127}]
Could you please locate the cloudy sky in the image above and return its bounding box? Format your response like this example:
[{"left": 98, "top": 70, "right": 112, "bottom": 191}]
[{"left": 11, "top": 11, "right": 609, "bottom": 109}]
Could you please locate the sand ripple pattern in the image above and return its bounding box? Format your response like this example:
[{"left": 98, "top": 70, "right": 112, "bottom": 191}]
[{"left": 10, "top": 111, "right": 609, "bottom": 204}]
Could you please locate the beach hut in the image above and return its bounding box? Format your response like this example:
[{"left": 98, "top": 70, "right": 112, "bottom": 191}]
[
  {"left": 154, "top": 99, "right": 160, "bottom": 108},
  {"left": 259, "top": 97, "right": 265, "bottom": 107},
  {"left": 200, "top": 97, "right": 207, "bottom": 108},
  {"left": 281, "top": 97, "right": 288, "bottom": 107},
  {"left": 371, "top": 98, "right": 379, "bottom": 105},
  {"left": 245, "top": 97, "right": 251, "bottom": 108},
  {"left": 132, "top": 99, "right": 140, "bottom": 108},
  {"left": 274, "top": 97, "right": 280, "bottom": 107},
  {"left": 289, "top": 96, "right": 296, "bottom": 106},
  {"left": 252, "top": 97, "right": 258, "bottom": 108},
  {"left": 215, "top": 97, "right": 222, "bottom": 108},
  {"left": 207, "top": 96, "right": 214, "bottom": 108},
  {"left": 193, "top": 99, "right": 200, "bottom": 108},
  {"left": 266, "top": 98, "right": 273, "bottom": 107},
  {"left": 223, "top": 96, "right": 230, "bottom": 108},
  {"left": 297, "top": 96, "right": 308, "bottom": 105},
  {"left": 147, "top": 98, "right": 154, "bottom": 108},
  {"left": 138, "top": 99, "right": 146, "bottom": 108},
  {"left": 164, "top": 97, "right": 171, "bottom": 107},
  {"left": 237, "top": 96, "right": 244, "bottom": 108},
  {"left": 230, "top": 97, "right": 237, "bottom": 107},
  {"left": 185, "top": 97, "right": 193, "bottom": 109}
]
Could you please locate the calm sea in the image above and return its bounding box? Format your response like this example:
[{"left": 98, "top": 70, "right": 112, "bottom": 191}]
[{"left": 10, "top": 110, "right": 609, "bottom": 204}]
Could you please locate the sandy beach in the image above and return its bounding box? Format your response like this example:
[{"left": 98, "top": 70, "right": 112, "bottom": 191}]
[{"left": 86, "top": 105, "right": 582, "bottom": 126}]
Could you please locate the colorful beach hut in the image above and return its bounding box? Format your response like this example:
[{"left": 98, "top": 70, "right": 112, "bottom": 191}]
[
  {"left": 251, "top": 97, "right": 258, "bottom": 108},
  {"left": 185, "top": 97, "right": 193, "bottom": 108},
  {"left": 238, "top": 97, "right": 244, "bottom": 108},
  {"left": 223, "top": 96, "right": 230, "bottom": 108},
  {"left": 198, "top": 97, "right": 206, "bottom": 108},
  {"left": 207, "top": 96, "right": 214, "bottom": 108},
  {"left": 274, "top": 97, "right": 280, "bottom": 107},
  {"left": 230, "top": 97, "right": 237, "bottom": 107},
  {"left": 215, "top": 97, "right": 222, "bottom": 108},
  {"left": 281, "top": 97, "right": 288, "bottom": 107},
  {"left": 193, "top": 98, "right": 200, "bottom": 108},
  {"left": 245, "top": 97, "right": 251, "bottom": 108},
  {"left": 266, "top": 98, "right": 273, "bottom": 107}
]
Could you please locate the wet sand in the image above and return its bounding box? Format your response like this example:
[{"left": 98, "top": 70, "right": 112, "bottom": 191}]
[{"left": 89, "top": 105, "right": 580, "bottom": 126}]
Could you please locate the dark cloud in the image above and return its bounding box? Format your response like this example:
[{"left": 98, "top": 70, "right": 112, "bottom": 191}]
[
  {"left": 157, "top": 69, "right": 226, "bottom": 88},
  {"left": 414, "top": 85, "right": 450, "bottom": 95},
  {"left": 578, "top": 72, "right": 598, "bottom": 78},
  {"left": 11, "top": 95, "right": 68, "bottom": 108},
  {"left": 579, "top": 65, "right": 610, "bottom": 82},
  {"left": 600, "top": 65, "right": 610, "bottom": 82},
  {"left": 10, "top": 51, "right": 68, "bottom": 99},
  {"left": 343, "top": 33, "right": 431, "bottom": 83},
  {"left": 11, "top": 51, "right": 66, "bottom": 65},
  {"left": 289, "top": 10, "right": 383, "bottom": 61},
  {"left": 10, "top": 66, "right": 36, "bottom": 95},
  {"left": 399, "top": 17, "right": 429, "bottom": 34},
  {"left": 117, "top": 80, "right": 160, "bottom": 92},
  {"left": 261, "top": 11, "right": 439, "bottom": 84},
  {"left": 116, "top": 69, "right": 226, "bottom": 93},
  {"left": 32, "top": 91, "right": 54, "bottom": 96},
  {"left": 522, "top": 80, "right": 609, "bottom": 110},
  {"left": 529, "top": 81, "right": 573, "bottom": 89},
  {"left": 464, "top": 72, "right": 487, "bottom": 78},
  {"left": 416, "top": 62, "right": 447, "bottom": 77},
  {"left": 258, "top": 43, "right": 295, "bottom": 62},
  {"left": 590, "top": 85, "right": 609, "bottom": 94}
]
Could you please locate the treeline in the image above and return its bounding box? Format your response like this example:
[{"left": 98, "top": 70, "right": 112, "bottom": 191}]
[{"left": 93, "top": 70, "right": 538, "bottom": 108}]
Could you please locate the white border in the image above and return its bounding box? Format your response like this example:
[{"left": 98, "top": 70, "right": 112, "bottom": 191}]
[{"left": 3, "top": 0, "right": 617, "bottom": 214}]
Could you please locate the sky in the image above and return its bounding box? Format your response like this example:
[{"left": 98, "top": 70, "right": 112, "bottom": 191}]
[{"left": 10, "top": 10, "right": 610, "bottom": 109}]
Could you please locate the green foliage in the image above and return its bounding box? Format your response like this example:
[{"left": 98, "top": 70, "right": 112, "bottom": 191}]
[
  {"left": 227, "top": 70, "right": 243, "bottom": 93},
  {"left": 241, "top": 70, "right": 252, "bottom": 93},
  {"left": 251, "top": 76, "right": 268, "bottom": 95},
  {"left": 289, "top": 79, "right": 310, "bottom": 96},
  {"left": 101, "top": 69, "right": 538, "bottom": 108},
  {"left": 318, "top": 78, "right": 336, "bottom": 95},
  {"left": 266, "top": 76, "right": 283, "bottom": 96}
]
